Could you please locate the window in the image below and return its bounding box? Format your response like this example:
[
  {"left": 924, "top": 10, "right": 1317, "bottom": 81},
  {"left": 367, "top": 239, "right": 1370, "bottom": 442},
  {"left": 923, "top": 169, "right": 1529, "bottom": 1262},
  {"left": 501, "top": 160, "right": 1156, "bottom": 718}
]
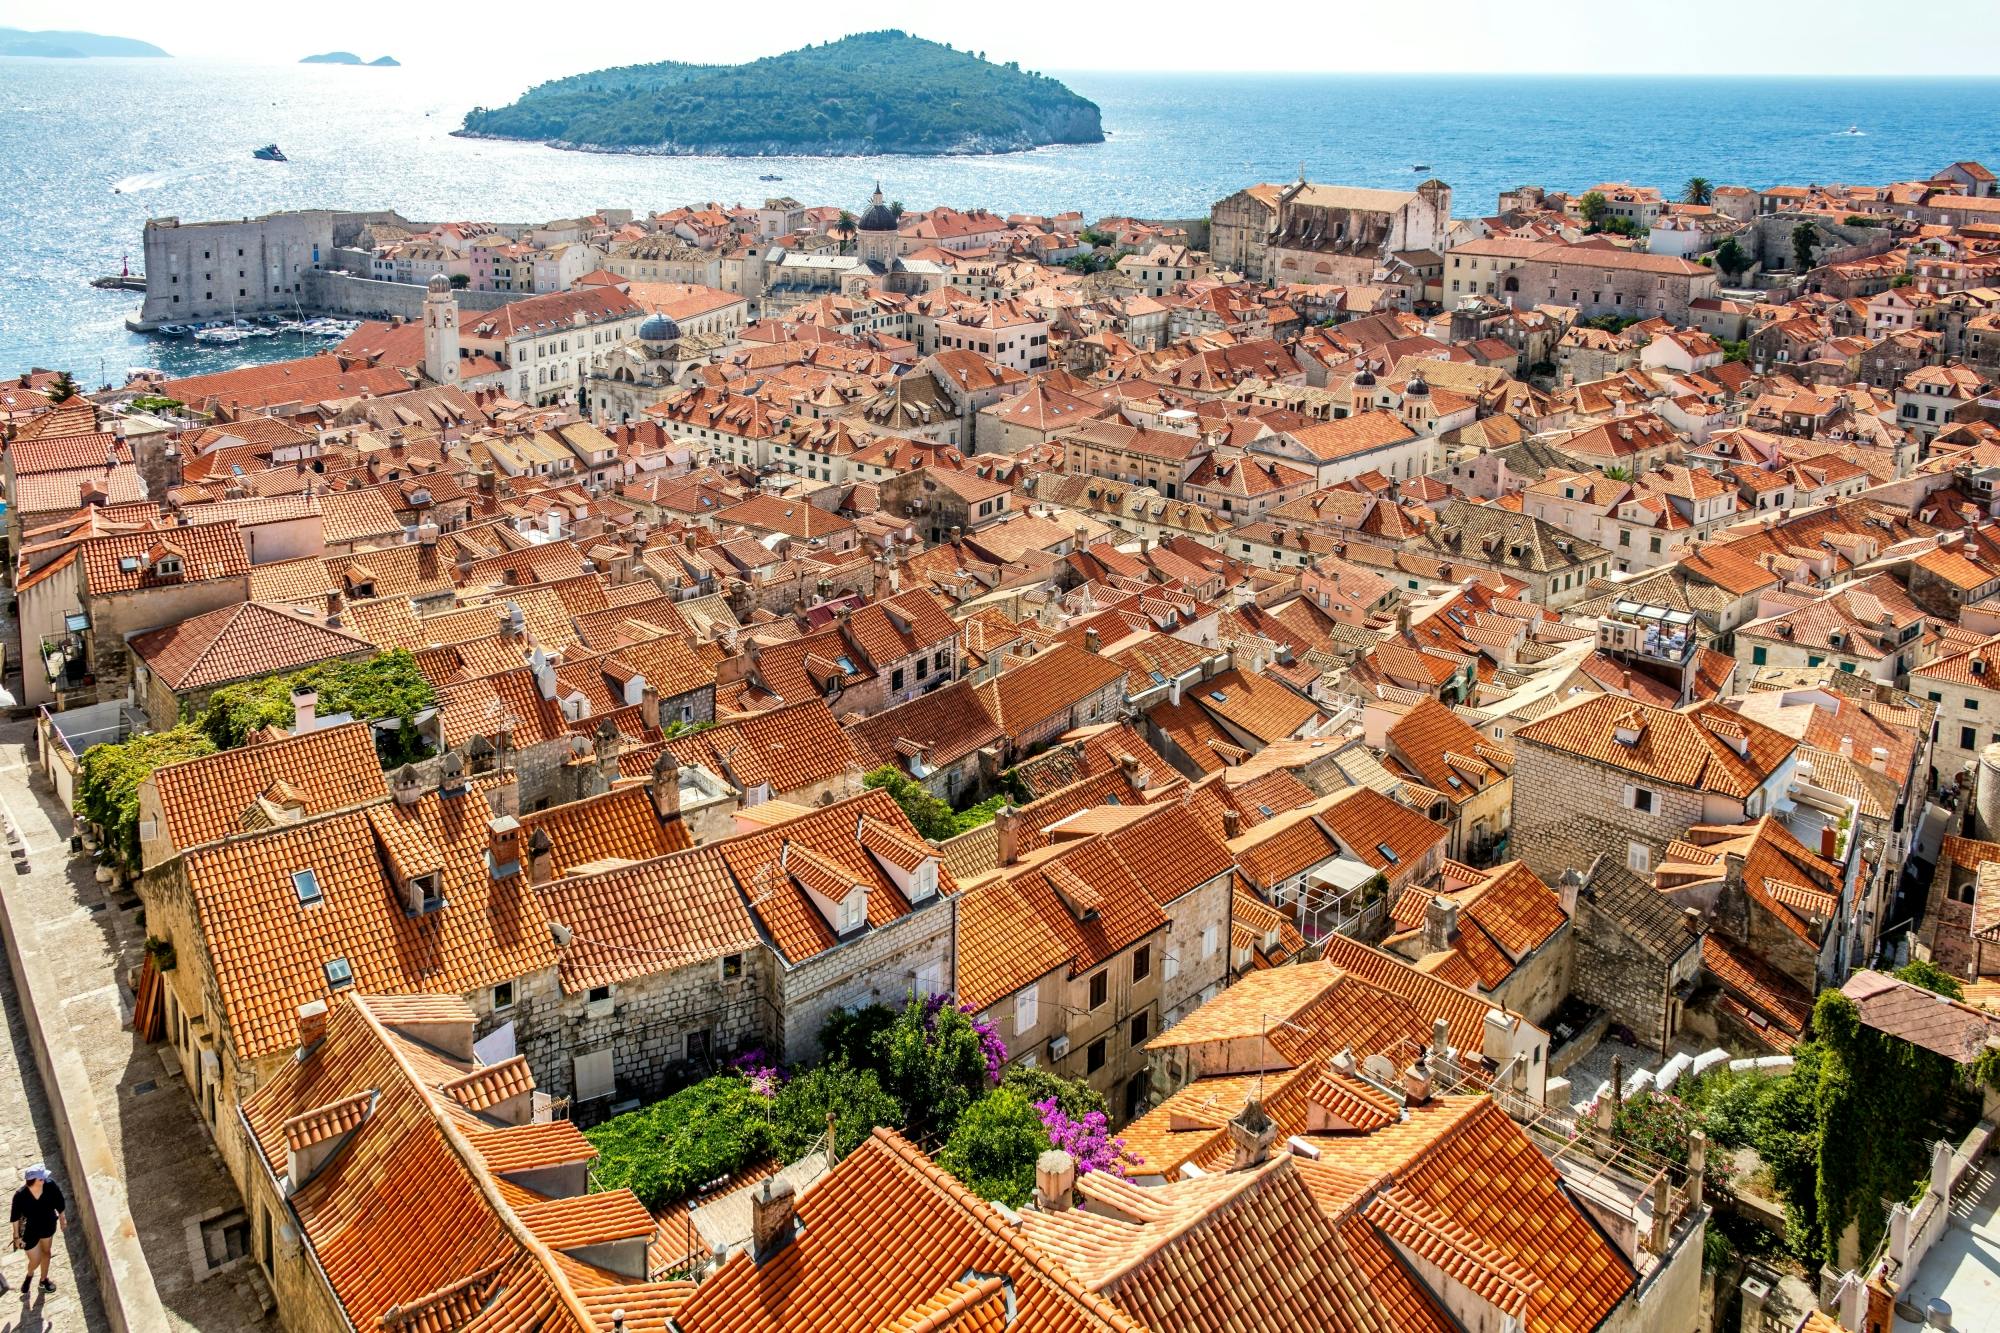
[
  {"left": 1130, "top": 1012, "right": 1150, "bottom": 1047},
  {"left": 1201, "top": 924, "right": 1219, "bottom": 959},
  {"left": 1088, "top": 970, "right": 1109, "bottom": 1010},
  {"left": 1086, "top": 1037, "right": 1108, "bottom": 1074},
  {"left": 838, "top": 892, "right": 866, "bottom": 933},
  {"left": 573, "top": 1049, "right": 614, "bottom": 1102},
  {"left": 1627, "top": 841, "right": 1652, "bottom": 874},
  {"left": 1963, "top": 726, "right": 1978, "bottom": 750},
  {"left": 1015, "top": 982, "right": 1040, "bottom": 1034},
  {"left": 292, "top": 869, "right": 323, "bottom": 904},
  {"left": 1132, "top": 945, "right": 1151, "bottom": 982},
  {"left": 722, "top": 953, "right": 744, "bottom": 980},
  {"left": 587, "top": 985, "right": 612, "bottom": 1004},
  {"left": 493, "top": 980, "right": 516, "bottom": 1009},
  {"left": 1626, "top": 786, "right": 1657, "bottom": 814},
  {"left": 324, "top": 957, "right": 354, "bottom": 989},
  {"left": 1752, "top": 646, "right": 1767, "bottom": 665}
]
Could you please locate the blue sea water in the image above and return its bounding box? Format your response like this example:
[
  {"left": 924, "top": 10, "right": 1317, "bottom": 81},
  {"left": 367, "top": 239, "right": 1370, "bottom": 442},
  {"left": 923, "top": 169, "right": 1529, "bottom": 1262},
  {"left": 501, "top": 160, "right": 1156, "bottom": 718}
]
[{"left": 2, "top": 56, "right": 1996, "bottom": 382}]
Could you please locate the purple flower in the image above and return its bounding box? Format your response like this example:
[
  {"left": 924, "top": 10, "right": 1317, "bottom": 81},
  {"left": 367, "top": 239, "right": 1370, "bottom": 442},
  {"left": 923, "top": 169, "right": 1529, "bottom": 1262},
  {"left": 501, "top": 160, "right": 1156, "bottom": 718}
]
[
  {"left": 921, "top": 991, "right": 1009, "bottom": 1084},
  {"left": 729, "top": 1047, "right": 786, "bottom": 1098},
  {"left": 1035, "top": 1097, "right": 1135, "bottom": 1177}
]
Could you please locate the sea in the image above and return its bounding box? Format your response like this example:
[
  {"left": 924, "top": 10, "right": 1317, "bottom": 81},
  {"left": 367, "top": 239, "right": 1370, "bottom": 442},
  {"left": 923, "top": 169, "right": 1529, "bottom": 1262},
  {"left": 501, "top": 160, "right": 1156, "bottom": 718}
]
[{"left": 4, "top": 56, "right": 1998, "bottom": 385}]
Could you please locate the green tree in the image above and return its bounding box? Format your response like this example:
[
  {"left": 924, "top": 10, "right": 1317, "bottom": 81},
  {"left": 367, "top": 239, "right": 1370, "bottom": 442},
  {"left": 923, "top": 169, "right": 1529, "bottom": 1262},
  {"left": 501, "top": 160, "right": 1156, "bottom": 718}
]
[
  {"left": 1001, "top": 1066, "right": 1106, "bottom": 1119},
  {"left": 78, "top": 725, "right": 217, "bottom": 866},
  {"left": 586, "top": 1074, "right": 777, "bottom": 1207},
  {"left": 862, "top": 766, "right": 958, "bottom": 840},
  {"left": 449, "top": 272, "right": 471, "bottom": 289},
  {"left": 1791, "top": 220, "right": 1819, "bottom": 273},
  {"left": 937, "top": 1088, "right": 1047, "bottom": 1207},
  {"left": 1683, "top": 177, "right": 1714, "bottom": 206},
  {"left": 45, "top": 371, "right": 79, "bottom": 403},
  {"left": 817, "top": 1003, "right": 898, "bottom": 1080},
  {"left": 198, "top": 651, "right": 437, "bottom": 762},
  {"left": 1713, "top": 236, "right": 1752, "bottom": 279},
  {"left": 1890, "top": 272, "right": 1915, "bottom": 288},
  {"left": 772, "top": 1062, "right": 901, "bottom": 1159},
  {"left": 1578, "top": 191, "right": 1610, "bottom": 230},
  {"left": 885, "top": 995, "right": 994, "bottom": 1143},
  {"left": 1893, "top": 959, "right": 1964, "bottom": 999},
  {"left": 1719, "top": 338, "right": 1750, "bottom": 363}
]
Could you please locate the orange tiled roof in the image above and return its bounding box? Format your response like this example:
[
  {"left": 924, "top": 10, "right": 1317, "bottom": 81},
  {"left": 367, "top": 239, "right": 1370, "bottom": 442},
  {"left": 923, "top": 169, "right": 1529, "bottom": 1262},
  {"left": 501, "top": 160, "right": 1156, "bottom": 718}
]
[
  {"left": 148, "top": 720, "right": 387, "bottom": 854},
  {"left": 128, "top": 601, "right": 375, "bottom": 692}
]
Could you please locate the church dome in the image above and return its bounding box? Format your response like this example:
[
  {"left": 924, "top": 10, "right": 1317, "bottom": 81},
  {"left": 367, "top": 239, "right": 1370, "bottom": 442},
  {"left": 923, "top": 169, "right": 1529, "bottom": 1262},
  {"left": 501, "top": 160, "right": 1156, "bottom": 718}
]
[
  {"left": 427, "top": 272, "right": 453, "bottom": 294},
  {"left": 638, "top": 312, "right": 681, "bottom": 342},
  {"left": 857, "top": 183, "right": 898, "bottom": 233}
]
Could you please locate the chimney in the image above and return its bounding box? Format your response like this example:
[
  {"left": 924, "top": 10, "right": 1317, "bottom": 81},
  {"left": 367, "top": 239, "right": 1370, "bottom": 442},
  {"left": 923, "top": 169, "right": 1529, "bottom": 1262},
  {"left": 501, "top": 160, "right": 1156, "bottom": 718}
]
[
  {"left": 1422, "top": 895, "right": 1459, "bottom": 953},
  {"left": 749, "top": 1176, "right": 797, "bottom": 1260},
  {"left": 296, "top": 998, "right": 328, "bottom": 1053},
  {"left": 1403, "top": 1057, "right": 1432, "bottom": 1104},
  {"left": 1558, "top": 866, "right": 1583, "bottom": 915},
  {"left": 1870, "top": 745, "right": 1888, "bottom": 773},
  {"left": 1839, "top": 735, "right": 1854, "bottom": 759},
  {"left": 1033, "top": 1149, "right": 1076, "bottom": 1211},
  {"left": 488, "top": 815, "right": 523, "bottom": 878},
  {"left": 291, "top": 686, "right": 318, "bottom": 736},
  {"left": 1221, "top": 807, "right": 1241, "bottom": 841},
  {"left": 995, "top": 805, "right": 1019, "bottom": 866},
  {"left": 1226, "top": 1097, "right": 1277, "bottom": 1169},
  {"left": 1682, "top": 906, "right": 1702, "bottom": 935},
  {"left": 1084, "top": 627, "right": 1101, "bottom": 653},
  {"left": 391, "top": 763, "right": 424, "bottom": 807},
  {"left": 650, "top": 750, "right": 682, "bottom": 821},
  {"left": 1395, "top": 603, "right": 1411, "bottom": 636},
  {"left": 324, "top": 589, "right": 342, "bottom": 624},
  {"left": 438, "top": 751, "right": 466, "bottom": 797},
  {"left": 528, "top": 828, "right": 554, "bottom": 886}
]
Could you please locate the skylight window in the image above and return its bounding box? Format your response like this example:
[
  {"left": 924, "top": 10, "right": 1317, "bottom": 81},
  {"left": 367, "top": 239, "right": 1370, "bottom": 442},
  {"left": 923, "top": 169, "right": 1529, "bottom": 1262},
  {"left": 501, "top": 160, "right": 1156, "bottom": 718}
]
[
  {"left": 1209, "top": 691, "right": 1228, "bottom": 703},
  {"left": 118, "top": 556, "right": 140, "bottom": 573},
  {"left": 324, "top": 957, "right": 354, "bottom": 989},
  {"left": 1376, "top": 844, "right": 1401, "bottom": 864},
  {"left": 835, "top": 656, "right": 857, "bottom": 673},
  {"left": 292, "top": 869, "right": 323, "bottom": 904}
]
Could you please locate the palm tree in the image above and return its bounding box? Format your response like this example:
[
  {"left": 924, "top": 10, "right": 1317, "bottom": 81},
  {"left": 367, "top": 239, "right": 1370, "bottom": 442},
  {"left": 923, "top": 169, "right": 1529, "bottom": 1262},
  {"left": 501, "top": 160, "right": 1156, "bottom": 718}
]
[{"left": 1683, "top": 177, "right": 1714, "bottom": 206}]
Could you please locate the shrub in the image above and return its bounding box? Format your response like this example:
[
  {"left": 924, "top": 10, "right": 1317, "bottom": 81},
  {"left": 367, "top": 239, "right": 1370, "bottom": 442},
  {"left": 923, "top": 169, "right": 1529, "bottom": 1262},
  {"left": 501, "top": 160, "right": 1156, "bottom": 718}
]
[
  {"left": 1001, "top": 1066, "right": 1106, "bottom": 1120},
  {"left": 817, "top": 1003, "right": 897, "bottom": 1080},
  {"left": 885, "top": 993, "right": 1003, "bottom": 1142},
  {"left": 78, "top": 725, "right": 217, "bottom": 865},
  {"left": 198, "top": 650, "right": 436, "bottom": 763},
  {"left": 585, "top": 1074, "right": 776, "bottom": 1207}
]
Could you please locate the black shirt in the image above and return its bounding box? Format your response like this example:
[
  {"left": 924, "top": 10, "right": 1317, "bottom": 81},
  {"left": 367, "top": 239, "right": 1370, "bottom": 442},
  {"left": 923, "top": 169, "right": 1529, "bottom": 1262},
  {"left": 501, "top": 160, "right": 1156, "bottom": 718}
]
[{"left": 10, "top": 1183, "right": 63, "bottom": 1246}]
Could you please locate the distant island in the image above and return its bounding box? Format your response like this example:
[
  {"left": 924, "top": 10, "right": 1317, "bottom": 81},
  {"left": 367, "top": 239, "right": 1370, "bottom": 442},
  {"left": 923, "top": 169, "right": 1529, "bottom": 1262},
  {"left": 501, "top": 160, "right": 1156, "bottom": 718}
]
[
  {"left": 0, "top": 26, "right": 168, "bottom": 58},
  {"left": 457, "top": 30, "right": 1103, "bottom": 157},
  {"left": 301, "top": 52, "right": 399, "bottom": 66}
]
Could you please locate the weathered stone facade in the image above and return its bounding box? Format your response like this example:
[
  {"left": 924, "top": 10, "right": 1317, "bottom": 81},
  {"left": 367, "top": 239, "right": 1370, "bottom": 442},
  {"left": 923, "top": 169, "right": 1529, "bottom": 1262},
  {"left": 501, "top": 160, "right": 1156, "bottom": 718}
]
[{"left": 773, "top": 890, "right": 957, "bottom": 1064}]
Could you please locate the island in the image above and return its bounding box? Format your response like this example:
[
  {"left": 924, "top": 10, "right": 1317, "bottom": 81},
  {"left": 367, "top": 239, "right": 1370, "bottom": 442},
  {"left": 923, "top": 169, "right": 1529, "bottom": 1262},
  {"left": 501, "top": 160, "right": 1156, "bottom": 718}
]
[
  {"left": 301, "top": 51, "right": 399, "bottom": 66},
  {"left": 457, "top": 30, "right": 1103, "bottom": 157},
  {"left": 0, "top": 26, "right": 168, "bottom": 57}
]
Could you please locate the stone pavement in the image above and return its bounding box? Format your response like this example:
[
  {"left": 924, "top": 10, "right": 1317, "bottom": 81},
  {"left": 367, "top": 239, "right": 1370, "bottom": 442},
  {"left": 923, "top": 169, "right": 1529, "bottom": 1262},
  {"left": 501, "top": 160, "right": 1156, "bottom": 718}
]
[
  {"left": 0, "top": 934, "right": 108, "bottom": 1332},
  {"left": 0, "top": 721, "right": 273, "bottom": 1332}
]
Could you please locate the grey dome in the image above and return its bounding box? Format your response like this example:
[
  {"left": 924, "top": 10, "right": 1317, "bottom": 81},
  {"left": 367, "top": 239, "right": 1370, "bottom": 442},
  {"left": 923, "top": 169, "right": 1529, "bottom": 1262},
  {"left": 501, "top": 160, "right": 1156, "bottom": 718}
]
[
  {"left": 427, "top": 272, "right": 453, "bottom": 293},
  {"left": 858, "top": 183, "right": 898, "bottom": 232},
  {"left": 638, "top": 312, "right": 681, "bottom": 341}
]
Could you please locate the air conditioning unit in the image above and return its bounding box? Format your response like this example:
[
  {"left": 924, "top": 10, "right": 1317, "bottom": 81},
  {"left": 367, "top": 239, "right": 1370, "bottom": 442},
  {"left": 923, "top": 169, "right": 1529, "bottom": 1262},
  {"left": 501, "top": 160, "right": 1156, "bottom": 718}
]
[{"left": 1049, "top": 1034, "right": 1071, "bottom": 1060}]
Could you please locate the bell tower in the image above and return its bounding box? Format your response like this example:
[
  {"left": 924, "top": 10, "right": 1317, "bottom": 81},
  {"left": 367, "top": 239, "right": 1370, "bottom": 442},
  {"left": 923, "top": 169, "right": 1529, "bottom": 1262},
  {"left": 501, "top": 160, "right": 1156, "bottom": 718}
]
[{"left": 423, "top": 272, "right": 460, "bottom": 385}]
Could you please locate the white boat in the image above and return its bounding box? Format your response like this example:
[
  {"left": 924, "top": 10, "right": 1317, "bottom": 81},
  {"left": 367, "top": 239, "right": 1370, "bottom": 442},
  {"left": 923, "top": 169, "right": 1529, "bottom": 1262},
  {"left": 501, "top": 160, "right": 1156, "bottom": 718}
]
[{"left": 193, "top": 327, "right": 250, "bottom": 345}]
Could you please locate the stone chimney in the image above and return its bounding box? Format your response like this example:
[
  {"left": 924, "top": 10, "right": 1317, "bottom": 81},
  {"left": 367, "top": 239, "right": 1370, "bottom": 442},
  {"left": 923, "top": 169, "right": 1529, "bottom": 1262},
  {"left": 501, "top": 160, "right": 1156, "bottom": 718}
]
[
  {"left": 528, "top": 828, "right": 554, "bottom": 886},
  {"left": 296, "top": 998, "right": 328, "bottom": 1052},
  {"left": 1403, "top": 1055, "right": 1433, "bottom": 1104},
  {"left": 1226, "top": 1097, "right": 1277, "bottom": 1169},
  {"left": 291, "top": 686, "right": 318, "bottom": 736},
  {"left": 1557, "top": 866, "right": 1583, "bottom": 916},
  {"left": 1221, "top": 807, "right": 1241, "bottom": 841},
  {"left": 1682, "top": 906, "right": 1702, "bottom": 935},
  {"left": 1422, "top": 894, "right": 1459, "bottom": 953},
  {"left": 650, "top": 749, "right": 682, "bottom": 821},
  {"left": 438, "top": 751, "right": 466, "bottom": 798},
  {"left": 324, "top": 589, "right": 342, "bottom": 625},
  {"left": 1870, "top": 746, "right": 1889, "bottom": 773},
  {"left": 391, "top": 764, "right": 424, "bottom": 807},
  {"left": 995, "top": 805, "right": 1019, "bottom": 867},
  {"left": 749, "top": 1175, "right": 797, "bottom": 1261},
  {"left": 1033, "top": 1149, "right": 1076, "bottom": 1211},
  {"left": 488, "top": 815, "right": 523, "bottom": 878}
]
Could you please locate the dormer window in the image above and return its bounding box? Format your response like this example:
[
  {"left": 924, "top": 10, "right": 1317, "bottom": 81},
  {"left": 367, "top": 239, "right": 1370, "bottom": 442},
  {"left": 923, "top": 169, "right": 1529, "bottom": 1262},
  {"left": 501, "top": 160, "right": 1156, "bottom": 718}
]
[
  {"left": 836, "top": 889, "right": 866, "bottom": 934},
  {"left": 407, "top": 873, "right": 443, "bottom": 915}
]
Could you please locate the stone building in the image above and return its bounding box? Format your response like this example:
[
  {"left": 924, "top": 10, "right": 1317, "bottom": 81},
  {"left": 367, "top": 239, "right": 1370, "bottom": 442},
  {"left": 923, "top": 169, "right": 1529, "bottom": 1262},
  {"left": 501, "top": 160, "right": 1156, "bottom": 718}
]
[
  {"left": 1208, "top": 184, "right": 1282, "bottom": 279},
  {"left": 1265, "top": 179, "right": 1453, "bottom": 286}
]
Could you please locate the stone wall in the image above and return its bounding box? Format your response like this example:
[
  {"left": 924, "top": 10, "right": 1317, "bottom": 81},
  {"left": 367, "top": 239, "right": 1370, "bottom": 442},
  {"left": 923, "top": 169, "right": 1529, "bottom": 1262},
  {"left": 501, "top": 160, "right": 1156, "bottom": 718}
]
[
  {"left": 1512, "top": 745, "right": 1708, "bottom": 885},
  {"left": 776, "top": 895, "right": 957, "bottom": 1064},
  {"left": 1489, "top": 925, "right": 1573, "bottom": 1027},
  {"left": 1160, "top": 870, "right": 1234, "bottom": 1028},
  {"left": 300, "top": 270, "right": 526, "bottom": 321}
]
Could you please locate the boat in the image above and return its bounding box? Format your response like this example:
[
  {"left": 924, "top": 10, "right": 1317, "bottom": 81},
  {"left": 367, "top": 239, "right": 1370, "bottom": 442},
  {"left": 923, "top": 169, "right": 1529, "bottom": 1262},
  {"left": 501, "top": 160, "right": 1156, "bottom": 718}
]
[
  {"left": 1411, "top": 163, "right": 1431, "bottom": 171},
  {"left": 758, "top": 173, "right": 783, "bottom": 181},
  {"left": 1838, "top": 125, "right": 1863, "bottom": 136},
  {"left": 252, "top": 144, "right": 288, "bottom": 162}
]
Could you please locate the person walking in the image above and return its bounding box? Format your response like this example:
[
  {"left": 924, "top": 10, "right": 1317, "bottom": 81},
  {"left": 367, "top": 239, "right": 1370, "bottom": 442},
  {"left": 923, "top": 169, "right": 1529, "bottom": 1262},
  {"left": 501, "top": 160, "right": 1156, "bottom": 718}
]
[{"left": 7, "top": 1164, "right": 65, "bottom": 1296}]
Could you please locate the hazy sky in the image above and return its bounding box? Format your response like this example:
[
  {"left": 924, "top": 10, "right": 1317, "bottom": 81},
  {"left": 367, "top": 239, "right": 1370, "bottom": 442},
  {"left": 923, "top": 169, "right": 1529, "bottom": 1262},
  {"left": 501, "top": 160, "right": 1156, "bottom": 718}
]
[{"left": 8, "top": 0, "right": 2000, "bottom": 77}]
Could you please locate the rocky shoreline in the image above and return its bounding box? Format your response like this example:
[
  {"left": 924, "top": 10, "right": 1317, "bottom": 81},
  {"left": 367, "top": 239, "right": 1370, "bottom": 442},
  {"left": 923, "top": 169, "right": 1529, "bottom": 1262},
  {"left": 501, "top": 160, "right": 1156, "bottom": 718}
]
[{"left": 448, "top": 128, "right": 1106, "bottom": 158}]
